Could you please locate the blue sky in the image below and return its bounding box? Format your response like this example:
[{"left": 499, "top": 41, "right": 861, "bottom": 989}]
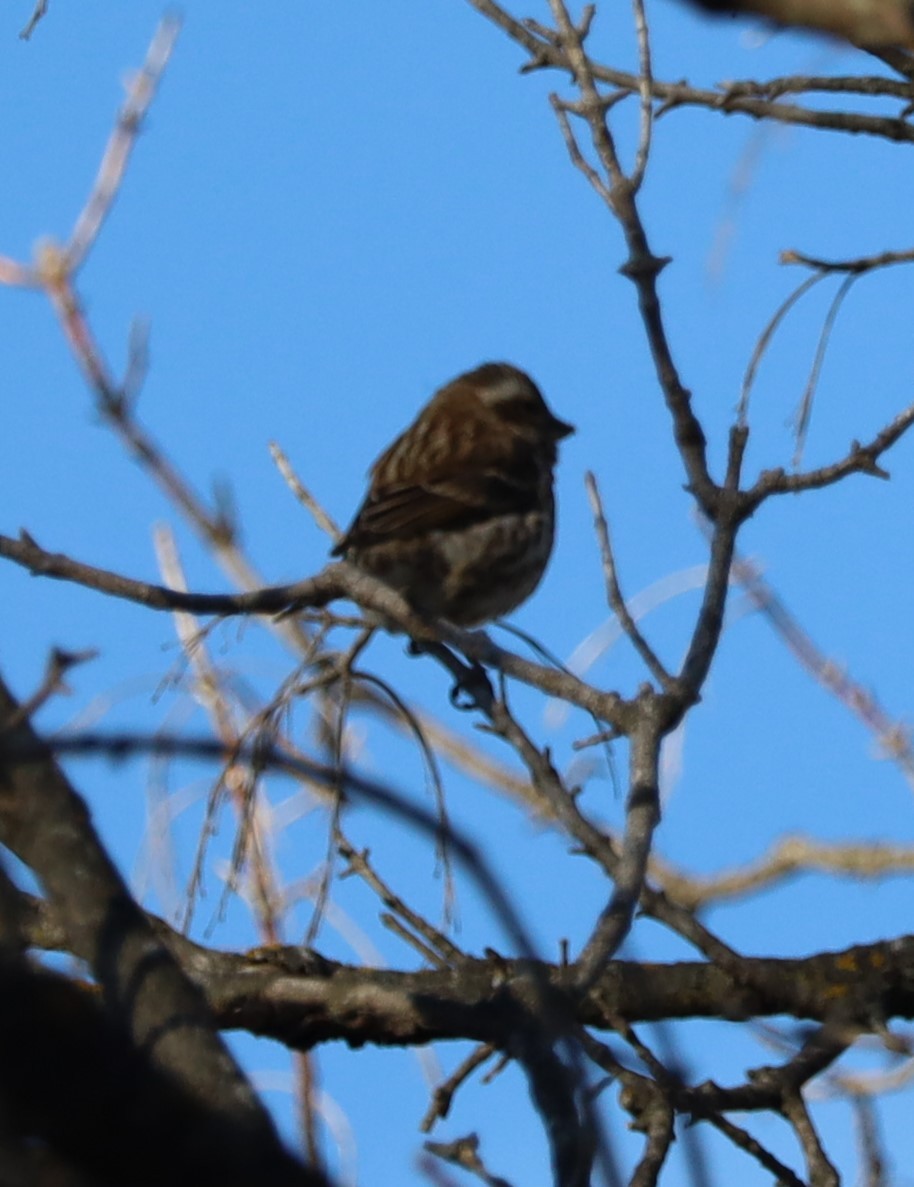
[{"left": 3, "top": 3, "right": 914, "bottom": 1184}]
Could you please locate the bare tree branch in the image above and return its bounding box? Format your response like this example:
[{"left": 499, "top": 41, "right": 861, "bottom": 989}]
[{"left": 0, "top": 673, "right": 325, "bottom": 1187}]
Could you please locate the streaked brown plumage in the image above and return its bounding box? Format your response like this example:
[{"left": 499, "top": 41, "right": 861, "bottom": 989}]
[{"left": 333, "top": 362, "right": 573, "bottom": 626}]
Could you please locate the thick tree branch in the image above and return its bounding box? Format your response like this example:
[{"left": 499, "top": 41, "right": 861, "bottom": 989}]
[
  {"left": 0, "top": 674, "right": 324, "bottom": 1186},
  {"left": 23, "top": 904, "right": 914, "bottom": 1046}
]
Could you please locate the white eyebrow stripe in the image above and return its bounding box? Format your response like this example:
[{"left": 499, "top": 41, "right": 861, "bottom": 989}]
[{"left": 483, "top": 375, "right": 533, "bottom": 402}]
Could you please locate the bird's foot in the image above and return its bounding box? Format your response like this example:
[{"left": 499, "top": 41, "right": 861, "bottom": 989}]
[{"left": 406, "top": 639, "right": 493, "bottom": 710}]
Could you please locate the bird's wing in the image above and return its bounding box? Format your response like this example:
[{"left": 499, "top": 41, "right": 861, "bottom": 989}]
[
  {"left": 333, "top": 403, "right": 547, "bottom": 553},
  {"left": 335, "top": 464, "right": 539, "bottom": 551}
]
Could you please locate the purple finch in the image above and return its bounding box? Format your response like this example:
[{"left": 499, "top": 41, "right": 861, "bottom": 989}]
[{"left": 334, "top": 362, "right": 573, "bottom": 627}]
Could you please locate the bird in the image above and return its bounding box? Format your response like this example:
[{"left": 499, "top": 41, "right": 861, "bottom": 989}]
[
  {"left": 333, "top": 362, "right": 574, "bottom": 627},
  {"left": 677, "top": 0, "right": 914, "bottom": 48}
]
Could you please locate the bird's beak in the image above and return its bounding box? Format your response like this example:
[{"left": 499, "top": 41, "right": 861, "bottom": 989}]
[{"left": 551, "top": 416, "right": 575, "bottom": 440}]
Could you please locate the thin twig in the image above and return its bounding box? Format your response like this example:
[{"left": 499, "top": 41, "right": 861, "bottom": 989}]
[
  {"left": 19, "top": 0, "right": 48, "bottom": 40},
  {"left": 270, "top": 441, "right": 341, "bottom": 544},
  {"left": 747, "top": 396, "right": 914, "bottom": 504},
  {"left": 653, "top": 834, "right": 914, "bottom": 910},
  {"left": 467, "top": 0, "right": 914, "bottom": 140},
  {"left": 155, "top": 524, "right": 287, "bottom": 934},
  {"left": 337, "top": 837, "right": 463, "bottom": 964},
  {"left": 67, "top": 17, "right": 182, "bottom": 271},
  {"left": 550, "top": 95, "right": 611, "bottom": 202},
  {"left": 3, "top": 647, "right": 97, "bottom": 729},
  {"left": 729, "top": 550, "right": 914, "bottom": 789},
  {"left": 782, "top": 1089, "right": 839, "bottom": 1187},
  {"left": 353, "top": 669, "right": 456, "bottom": 922},
  {"left": 379, "top": 912, "right": 449, "bottom": 966},
  {"left": 702, "top": 1111, "right": 806, "bottom": 1187},
  {"left": 738, "top": 272, "right": 826, "bottom": 425},
  {"left": 420, "top": 1044, "right": 498, "bottom": 1132},
  {"left": 629, "top": 0, "right": 654, "bottom": 192},
  {"left": 791, "top": 272, "right": 860, "bottom": 467},
  {"left": 423, "top": 1134, "right": 514, "bottom": 1187},
  {"left": 584, "top": 472, "right": 673, "bottom": 690},
  {"left": 783, "top": 245, "right": 914, "bottom": 274},
  {"left": 852, "top": 1095, "right": 887, "bottom": 1187}
]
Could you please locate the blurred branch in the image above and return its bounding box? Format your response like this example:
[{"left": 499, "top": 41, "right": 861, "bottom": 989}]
[
  {"left": 270, "top": 441, "right": 342, "bottom": 544},
  {"left": 6, "top": 724, "right": 550, "bottom": 964},
  {"left": 0, "top": 671, "right": 324, "bottom": 1187},
  {"left": 654, "top": 835, "right": 914, "bottom": 909},
  {"left": 851, "top": 1095, "right": 888, "bottom": 1187},
  {"left": 155, "top": 524, "right": 291, "bottom": 935},
  {"left": 423, "top": 1134, "right": 514, "bottom": 1187},
  {"left": 19, "top": 0, "right": 49, "bottom": 40},
  {"left": 730, "top": 549, "right": 914, "bottom": 788},
  {"left": 67, "top": 17, "right": 181, "bottom": 271},
  {"left": 2, "top": 18, "right": 180, "bottom": 282}
]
